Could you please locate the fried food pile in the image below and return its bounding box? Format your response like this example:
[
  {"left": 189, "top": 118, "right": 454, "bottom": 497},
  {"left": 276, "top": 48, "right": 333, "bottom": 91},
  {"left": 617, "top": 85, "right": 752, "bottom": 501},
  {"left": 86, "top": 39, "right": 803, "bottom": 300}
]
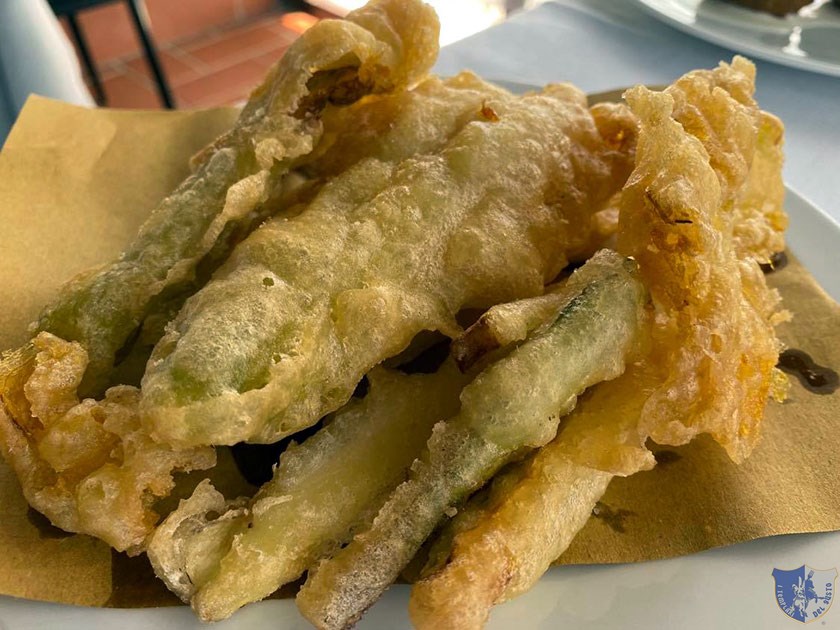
[{"left": 0, "top": 0, "right": 789, "bottom": 627}]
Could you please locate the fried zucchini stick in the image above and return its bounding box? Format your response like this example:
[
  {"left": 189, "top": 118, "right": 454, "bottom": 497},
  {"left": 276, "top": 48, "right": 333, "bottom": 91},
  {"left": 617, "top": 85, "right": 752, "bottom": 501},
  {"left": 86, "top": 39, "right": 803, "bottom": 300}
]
[
  {"left": 451, "top": 249, "right": 637, "bottom": 371},
  {"left": 412, "top": 459, "right": 611, "bottom": 630},
  {"left": 141, "top": 86, "right": 638, "bottom": 448},
  {"left": 33, "top": 0, "right": 439, "bottom": 394},
  {"left": 408, "top": 364, "right": 658, "bottom": 630},
  {"left": 296, "top": 251, "right": 647, "bottom": 630},
  {"left": 147, "top": 362, "right": 469, "bottom": 619}
]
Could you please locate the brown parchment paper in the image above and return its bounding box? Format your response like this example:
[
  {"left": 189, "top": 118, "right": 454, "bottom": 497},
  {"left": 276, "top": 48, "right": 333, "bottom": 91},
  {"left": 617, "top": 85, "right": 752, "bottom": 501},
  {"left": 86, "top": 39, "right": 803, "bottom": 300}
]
[{"left": 0, "top": 95, "right": 838, "bottom": 608}]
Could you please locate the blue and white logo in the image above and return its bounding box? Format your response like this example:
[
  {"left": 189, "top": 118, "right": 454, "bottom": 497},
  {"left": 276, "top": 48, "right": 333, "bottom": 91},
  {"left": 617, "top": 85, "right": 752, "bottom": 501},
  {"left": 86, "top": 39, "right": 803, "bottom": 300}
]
[{"left": 772, "top": 565, "right": 836, "bottom": 623}]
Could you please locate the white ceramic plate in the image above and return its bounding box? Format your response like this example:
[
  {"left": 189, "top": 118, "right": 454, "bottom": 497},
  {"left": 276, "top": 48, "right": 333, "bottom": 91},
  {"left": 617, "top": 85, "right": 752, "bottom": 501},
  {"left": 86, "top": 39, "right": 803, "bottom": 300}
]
[
  {"left": 0, "top": 192, "right": 837, "bottom": 630},
  {"left": 632, "top": 0, "right": 840, "bottom": 77}
]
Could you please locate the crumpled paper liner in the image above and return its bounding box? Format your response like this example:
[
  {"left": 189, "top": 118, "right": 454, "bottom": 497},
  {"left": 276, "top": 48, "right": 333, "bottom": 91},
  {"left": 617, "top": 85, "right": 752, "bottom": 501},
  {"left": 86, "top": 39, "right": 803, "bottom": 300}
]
[{"left": 0, "top": 96, "right": 837, "bottom": 608}]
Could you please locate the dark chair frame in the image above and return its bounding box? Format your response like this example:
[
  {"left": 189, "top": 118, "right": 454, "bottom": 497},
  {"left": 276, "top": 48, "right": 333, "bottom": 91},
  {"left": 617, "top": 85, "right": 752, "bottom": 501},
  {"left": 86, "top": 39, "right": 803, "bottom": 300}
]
[{"left": 49, "top": 0, "right": 175, "bottom": 108}]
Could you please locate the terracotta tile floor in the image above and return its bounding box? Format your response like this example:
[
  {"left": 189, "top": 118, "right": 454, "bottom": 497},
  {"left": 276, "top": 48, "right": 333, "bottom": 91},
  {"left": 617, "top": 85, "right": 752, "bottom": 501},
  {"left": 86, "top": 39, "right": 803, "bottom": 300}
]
[{"left": 91, "top": 10, "right": 319, "bottom": 110}]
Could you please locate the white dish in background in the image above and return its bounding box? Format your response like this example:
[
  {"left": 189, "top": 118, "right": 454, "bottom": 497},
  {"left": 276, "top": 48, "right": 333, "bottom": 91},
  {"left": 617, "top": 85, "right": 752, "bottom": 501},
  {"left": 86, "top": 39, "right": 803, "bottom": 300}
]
[
  {"left": 0, "top": 189, "right": 836, "bottom": 630},
  {"left": 632, "top": 0, "right": 840, "bottom": 77}
]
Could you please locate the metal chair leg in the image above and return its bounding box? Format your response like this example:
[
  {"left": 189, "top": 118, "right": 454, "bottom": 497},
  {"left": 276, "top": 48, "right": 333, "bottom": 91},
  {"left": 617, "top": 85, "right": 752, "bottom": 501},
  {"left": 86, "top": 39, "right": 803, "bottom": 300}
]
[
  {"left": 277, "top": 0, "right": 310, "bottom": 11},
  {"left": 65, "top": 13, "right": 107, "bottom": 105},
  {"left": 125, "top": 0, "right": 175, "bottom": 109}
]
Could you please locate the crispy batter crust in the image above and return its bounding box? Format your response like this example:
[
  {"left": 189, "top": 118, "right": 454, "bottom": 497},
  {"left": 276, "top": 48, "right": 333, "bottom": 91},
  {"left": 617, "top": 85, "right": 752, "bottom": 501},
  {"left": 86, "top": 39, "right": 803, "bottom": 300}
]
[
  {"left": 0, "top": 334, "right": 214, "bottom": 553},
  {"left": 618, "top": 57, "right": 786, "bottom": 462}
]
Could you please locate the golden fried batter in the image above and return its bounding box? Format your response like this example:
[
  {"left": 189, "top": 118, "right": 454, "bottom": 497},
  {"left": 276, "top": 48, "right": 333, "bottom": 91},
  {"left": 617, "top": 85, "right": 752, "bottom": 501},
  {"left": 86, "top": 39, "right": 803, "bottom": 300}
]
[
  {"left": 618, "top": 57, "right": 786, "bottom": 462},
  {"left": 0, "top": 0, "right": 443, "bottom": 548},
  {"left": 141, "top": 83, "right": 637, "bottom": 447},
  {"left": 405, "top": 58, "right": 789, "bottom": 630},
  {"left": 148, "top": 362, "right": 469, "bottom": 620},
  {"left": 0, "top": 0, "right": 793, "bottom": 619},
  {"left": 34, "top": 0, "right": 440, "bottom": 396},
  {"left": 0, "top": 334, "right": 214, "bottom": 553}
]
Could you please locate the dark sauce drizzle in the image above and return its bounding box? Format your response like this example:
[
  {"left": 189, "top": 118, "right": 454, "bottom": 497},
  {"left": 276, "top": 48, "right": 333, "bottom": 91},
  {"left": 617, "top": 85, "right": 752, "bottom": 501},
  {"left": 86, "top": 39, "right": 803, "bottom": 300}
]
[
  {"left": 653, "top": 449, "right": 682, "bottom": 467},
  {"left": 760, "top": 251, "right": 788, "bottom": 274},
  {"left": 777, "top": 349, "right": 839, "bottom": 395},
  {"left": 592, "top": 501, "right": 635, "bottom": 533}
]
